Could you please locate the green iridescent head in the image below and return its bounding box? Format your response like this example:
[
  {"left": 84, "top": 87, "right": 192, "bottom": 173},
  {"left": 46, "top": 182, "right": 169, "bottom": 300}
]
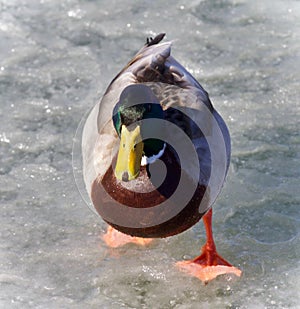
[{"left": 112, "top": 84, "right": 165, "bottom": 181}]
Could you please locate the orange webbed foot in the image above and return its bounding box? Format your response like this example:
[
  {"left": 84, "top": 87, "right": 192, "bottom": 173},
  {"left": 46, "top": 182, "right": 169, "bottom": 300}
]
[
  {"left": 176, "top": 247, "right": 242, "bottom": 283},
  {"left": 102, "top": 226, "right": 153, "bottom": 248},
  {"left": 176, "top": 260, "right": 242, "bottom": 283},
  {"left": 177, "top": 208, "right": 242, "bottom": 283}
]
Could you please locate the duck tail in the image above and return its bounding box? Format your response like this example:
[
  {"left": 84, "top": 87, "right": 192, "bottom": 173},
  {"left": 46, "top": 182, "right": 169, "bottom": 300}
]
[{"left": 146, "top": 33, "right": 166, "bottom": 46}]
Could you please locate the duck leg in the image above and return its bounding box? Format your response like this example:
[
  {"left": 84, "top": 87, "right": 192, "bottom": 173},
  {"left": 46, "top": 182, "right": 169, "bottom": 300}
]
[
  {"left": 176, "top": 208, "right": 242, "bottom": 283},
  {"left": 102, "top": 226, "right": 153, "bottom": 248}
]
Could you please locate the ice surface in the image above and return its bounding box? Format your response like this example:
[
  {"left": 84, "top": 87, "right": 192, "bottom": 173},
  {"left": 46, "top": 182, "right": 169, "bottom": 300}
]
[{"left": 1, "top": 0, "right": 299, "bottom": 308}]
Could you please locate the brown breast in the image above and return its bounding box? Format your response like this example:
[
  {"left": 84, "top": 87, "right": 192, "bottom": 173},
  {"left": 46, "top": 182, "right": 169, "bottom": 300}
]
[{"left": 91, "top": 147, "right": 208, "bottom": 238}]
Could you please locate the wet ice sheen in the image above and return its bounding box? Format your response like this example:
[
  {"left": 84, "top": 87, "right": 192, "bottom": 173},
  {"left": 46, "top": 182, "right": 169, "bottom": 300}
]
[{"left": 0, "top": 0, "right": 299, "bottom": 308}]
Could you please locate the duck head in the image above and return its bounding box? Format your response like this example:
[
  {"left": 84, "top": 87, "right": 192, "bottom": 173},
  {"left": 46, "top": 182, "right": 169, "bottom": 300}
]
[{"left": 112, "top": 84, "right": 165, "bottom": 181}]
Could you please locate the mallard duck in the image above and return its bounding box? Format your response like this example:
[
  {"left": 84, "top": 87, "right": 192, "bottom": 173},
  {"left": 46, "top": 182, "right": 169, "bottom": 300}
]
[{"left": 82, "top": 33, "right": 241, "bottom": 282}]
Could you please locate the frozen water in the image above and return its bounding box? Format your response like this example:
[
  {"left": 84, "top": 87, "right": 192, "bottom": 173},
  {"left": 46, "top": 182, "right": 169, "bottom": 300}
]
[{"left": 1, "top": 0, "right": 299, "bottom": 308}]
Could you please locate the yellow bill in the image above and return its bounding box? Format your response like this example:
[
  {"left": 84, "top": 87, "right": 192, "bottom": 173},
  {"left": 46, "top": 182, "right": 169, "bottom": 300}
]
[{"left": 115, "top": 124, "right": 144, "bottom": 181}]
